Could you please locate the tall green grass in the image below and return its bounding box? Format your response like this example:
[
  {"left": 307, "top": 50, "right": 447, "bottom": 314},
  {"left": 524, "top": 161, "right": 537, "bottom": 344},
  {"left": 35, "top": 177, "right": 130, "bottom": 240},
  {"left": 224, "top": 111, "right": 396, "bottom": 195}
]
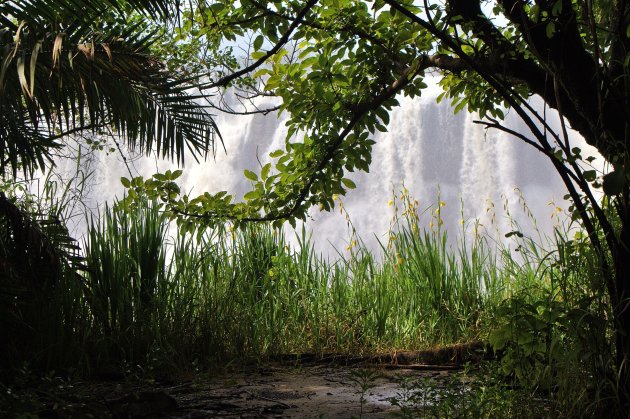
[
  {"left": 2, "top": 188, "right": 603, "bottom": 370},
  {"left": 1, "top": 183, "right": 620, "bottom": 416},
  {"left": 68, "top": 193, "right": 543, "bottom": 371}
]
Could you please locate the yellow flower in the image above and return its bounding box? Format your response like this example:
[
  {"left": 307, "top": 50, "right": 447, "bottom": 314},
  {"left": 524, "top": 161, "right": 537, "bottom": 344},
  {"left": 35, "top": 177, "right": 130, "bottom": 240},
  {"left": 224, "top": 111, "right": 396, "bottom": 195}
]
[
  {"left": 388, "top": 199, "right": 394, "bottom": 207},
  {"left": 439, "top": 200, "right": 446, "bottom": 207}
]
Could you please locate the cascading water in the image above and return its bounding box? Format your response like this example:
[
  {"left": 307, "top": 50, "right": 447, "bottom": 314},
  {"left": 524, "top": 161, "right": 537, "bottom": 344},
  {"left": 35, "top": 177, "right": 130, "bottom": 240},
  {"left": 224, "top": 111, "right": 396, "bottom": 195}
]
[{"left": 72, "top": 80, "right": 598, "bottom": 256}]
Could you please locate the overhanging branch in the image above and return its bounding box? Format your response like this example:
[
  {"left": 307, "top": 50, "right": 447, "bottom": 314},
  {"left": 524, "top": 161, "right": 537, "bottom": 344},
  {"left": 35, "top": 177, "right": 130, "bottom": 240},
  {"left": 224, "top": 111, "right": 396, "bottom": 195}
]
[
  {"left": 197, "top": 0, "right": 318, "bottom": 90},
  {"left": 172, "top": 60, "right": 424, "bottom": 223}
]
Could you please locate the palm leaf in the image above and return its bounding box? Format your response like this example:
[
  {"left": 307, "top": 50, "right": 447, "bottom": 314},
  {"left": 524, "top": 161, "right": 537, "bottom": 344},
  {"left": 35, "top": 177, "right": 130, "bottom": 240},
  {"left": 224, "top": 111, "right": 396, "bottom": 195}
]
[
  {"left": 0, "top": 192, "right": 85, "bottom": 289},
  {"left": 0, "top": 190, "right": 87, "bottom": 372},
  {"left": 0, "top": 0, "right": 217, "bottom": 177}
]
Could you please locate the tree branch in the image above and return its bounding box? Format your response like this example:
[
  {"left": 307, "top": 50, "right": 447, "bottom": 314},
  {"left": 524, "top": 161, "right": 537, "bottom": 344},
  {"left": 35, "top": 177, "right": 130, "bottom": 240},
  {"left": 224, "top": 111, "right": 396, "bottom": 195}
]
[
  {"left": 498, "top": 0, "right": 615, "bottom": 152},
  {"left": 198, "top": 0, "right": 318, "bottom": 90},
  {"left": 173, "top": 60, "right": 424, "bottom": 223},
  {"left": 384, "top": 0, "right": 617, "bottom": 269}
]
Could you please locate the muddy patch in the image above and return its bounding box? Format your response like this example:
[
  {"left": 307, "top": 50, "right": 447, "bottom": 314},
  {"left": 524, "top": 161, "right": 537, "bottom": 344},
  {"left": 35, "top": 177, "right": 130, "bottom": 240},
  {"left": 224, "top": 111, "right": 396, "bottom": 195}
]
[
  {"left": 19, "top": 363, "right": 460, "bottom": 418},
  {"left": 168, "top": 365, "right": 455, "bottom": 418}
]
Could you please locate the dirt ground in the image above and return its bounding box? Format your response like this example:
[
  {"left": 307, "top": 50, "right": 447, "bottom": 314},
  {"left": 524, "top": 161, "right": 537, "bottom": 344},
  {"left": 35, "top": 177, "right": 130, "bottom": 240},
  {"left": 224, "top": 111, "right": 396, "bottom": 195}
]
[
  {"left": 69, "top": 364, "right": 456, "bottom": 418},
  {"left": 176, "top": 364, "right": 455, "bottom": 418},
  {"left": 17, "top": 345, "right": 487, "bottom": 418}
]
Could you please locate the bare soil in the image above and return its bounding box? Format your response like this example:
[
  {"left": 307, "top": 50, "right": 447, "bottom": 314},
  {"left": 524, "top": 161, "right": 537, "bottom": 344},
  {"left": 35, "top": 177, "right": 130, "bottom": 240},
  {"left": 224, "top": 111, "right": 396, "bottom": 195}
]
[
  {"left": 46, "top": 365, "right": 452, "bottom": 418},
  {"left": 21, "top": 345, "right": 488, "bottom": 418}
]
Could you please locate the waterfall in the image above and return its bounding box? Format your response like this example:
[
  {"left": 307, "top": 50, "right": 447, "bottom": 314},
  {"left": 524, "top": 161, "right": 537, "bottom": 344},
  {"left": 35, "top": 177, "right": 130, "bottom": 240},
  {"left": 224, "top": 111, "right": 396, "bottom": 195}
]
[{"left": 69, "top": 80, "right": 599, "bottom": 256}]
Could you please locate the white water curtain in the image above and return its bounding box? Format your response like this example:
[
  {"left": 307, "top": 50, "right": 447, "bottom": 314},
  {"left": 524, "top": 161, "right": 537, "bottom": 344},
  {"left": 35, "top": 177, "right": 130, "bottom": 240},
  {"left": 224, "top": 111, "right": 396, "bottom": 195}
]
[{"left": 63, "top": 79, "right": 599, "bottom": 256}]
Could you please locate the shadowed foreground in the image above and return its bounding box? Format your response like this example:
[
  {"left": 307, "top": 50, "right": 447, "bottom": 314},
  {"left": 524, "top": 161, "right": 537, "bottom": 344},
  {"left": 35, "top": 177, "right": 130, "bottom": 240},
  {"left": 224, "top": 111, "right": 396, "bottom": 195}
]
[{"left": 16, "top": 364, "right": 457, "bottom": 418}]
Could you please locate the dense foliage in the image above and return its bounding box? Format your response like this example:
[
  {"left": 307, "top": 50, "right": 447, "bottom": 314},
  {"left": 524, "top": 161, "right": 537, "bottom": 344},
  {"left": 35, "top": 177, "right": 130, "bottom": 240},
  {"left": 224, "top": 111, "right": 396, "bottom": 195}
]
[
  {"left": 2, "top": 192, "right": 609, "bottom": 416},
  {"left": 2, "top": 0, "right": 630, "bottom": 416},
  {"left": 121, "top": 1, "right": 630, "bottom": 409},
  {"left": 0, "top": 0, "right": 219, "bottom": 178}
]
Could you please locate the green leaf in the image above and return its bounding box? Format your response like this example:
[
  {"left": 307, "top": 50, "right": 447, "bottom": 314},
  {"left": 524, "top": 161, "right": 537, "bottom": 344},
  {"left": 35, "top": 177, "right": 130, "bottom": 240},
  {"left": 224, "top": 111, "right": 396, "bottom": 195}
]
[
  {"left": 251, "top": 50, "right": 267, "bottom": 60},
  {"left": 244, "top": 189, "right": 261, "bottom": 200},
  {"left": 261, "top": 163, "right": 271, "bottom": 180},
  {"left": 120, "top": 177, "right": 131, "bottom": 188},
  {"left": 252, "top": 68, "right": 272, "bottom": 78},
  {"left": 253, "top": 35, "right": 264, "bottom": 51},
  {"left": 244, "top": 169, "right": 258, "bottom": 181},
  {"left": 551, "top": 0, "right": 563, "bottom": 16},
  {"left": 546, "top": 21, "right": 555, "bottom": 38},
  {"left": 375, "top": 107, "right": 390, "bottom": 125},
  {"left": 341, "top": 178, "right": 356, "bottom": 189},
  {"left": 583, "top": 170, "right": 597, "bottom": 182}
]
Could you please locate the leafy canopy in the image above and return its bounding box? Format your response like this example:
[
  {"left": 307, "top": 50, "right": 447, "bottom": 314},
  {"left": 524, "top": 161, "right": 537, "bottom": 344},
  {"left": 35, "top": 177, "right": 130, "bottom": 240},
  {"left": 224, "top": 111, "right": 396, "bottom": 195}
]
[{"left": 116, "top": 1, "right": 626, "bottom": 234}]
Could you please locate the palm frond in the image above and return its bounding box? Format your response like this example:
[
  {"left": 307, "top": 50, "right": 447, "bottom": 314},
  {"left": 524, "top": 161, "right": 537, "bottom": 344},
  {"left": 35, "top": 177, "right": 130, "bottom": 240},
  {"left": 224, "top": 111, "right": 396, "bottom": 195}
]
[
  {"left": 0, "top": 103, "right": 59, "bottom": 178},
  {"left": 0, "top": 192, "right": 85, "bottom": 289},
  {"left": 0, "top": 0, "right": 217, "bottom": 177},
  {"left": 0, "top": 190, "right": 87, "bottom": 373}
]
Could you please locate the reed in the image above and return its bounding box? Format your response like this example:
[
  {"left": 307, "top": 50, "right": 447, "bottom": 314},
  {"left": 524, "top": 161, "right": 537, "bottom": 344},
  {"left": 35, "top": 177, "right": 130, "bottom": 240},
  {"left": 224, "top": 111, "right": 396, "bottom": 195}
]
[
  {"left": 0, "top": 189, "right": 594, "bottom": 360},
  {"left": 71, "top": 193, "right": 539, "bottom": 370},
  {"left": 2, "top": 188, "right": 615, "bottom": 415}
]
